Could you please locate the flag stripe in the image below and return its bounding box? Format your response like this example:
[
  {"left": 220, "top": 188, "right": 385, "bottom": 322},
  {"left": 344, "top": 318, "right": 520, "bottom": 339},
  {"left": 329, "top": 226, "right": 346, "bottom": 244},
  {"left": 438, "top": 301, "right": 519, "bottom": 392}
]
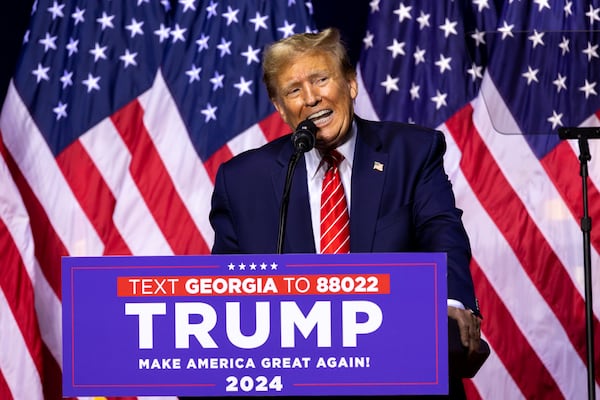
[
  {"left": 56, "top": 140, "right": 132, "bottom": 255},
  {"left": 442, "top": 121, "right": 590, "bottom": 398},
  {"left": 0, "top": 218, "right": 43, "bottom": 374},
  {"left": 446, "top": 104, "right": 598, "bottom": 379},
  {"left": 470, "top": 258, "right": 563, "bottom": 399},
  {"left": 79, "top": 116, "right": 174, "bottom": 256},
  {"left": 472, "top": 79, "right": 600, "bottom": 316},
  {"left": 0, "top": 288, "right": 43, "bottom": 400},
  {"left": 0, "top": 133, "right": 64, "bottom": 299},
  {"left": 0, "top": 371, "right": 13, "bottom": 400},
  {"left": 541, "top": 141, "right": 600, "bottom": 254},
  {"left": 110, "top": 99, "right": 210, "bottom": 255},
  {"left": 137, "top": 72, "right": 216, "bottom": 247},
  {"left": 41, "top": 342, "right": 62, "bottom": 400}
]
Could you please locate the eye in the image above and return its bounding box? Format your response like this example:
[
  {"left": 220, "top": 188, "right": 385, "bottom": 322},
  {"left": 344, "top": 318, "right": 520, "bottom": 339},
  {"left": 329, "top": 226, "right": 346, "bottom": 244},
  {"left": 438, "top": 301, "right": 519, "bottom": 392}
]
[
  {"left": 316, "top": 76, "right": 329, "bottom": 85},
  {"left": 284, "top": 87, "right": 300, "bottom": 98}
]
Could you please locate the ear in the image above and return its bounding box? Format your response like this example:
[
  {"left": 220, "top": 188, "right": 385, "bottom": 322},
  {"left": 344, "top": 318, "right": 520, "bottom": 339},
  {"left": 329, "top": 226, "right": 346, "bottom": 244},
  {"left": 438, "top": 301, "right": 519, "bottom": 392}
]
[{"left": 348, "top": 75, "right": 358, "bottom": 100}]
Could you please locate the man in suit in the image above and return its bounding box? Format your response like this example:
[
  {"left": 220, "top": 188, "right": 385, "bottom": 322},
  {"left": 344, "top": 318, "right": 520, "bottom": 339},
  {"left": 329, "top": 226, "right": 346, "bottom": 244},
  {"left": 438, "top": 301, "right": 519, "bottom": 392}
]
[{"left": 210, "top": 28, "right": 481, "bottom": 398}]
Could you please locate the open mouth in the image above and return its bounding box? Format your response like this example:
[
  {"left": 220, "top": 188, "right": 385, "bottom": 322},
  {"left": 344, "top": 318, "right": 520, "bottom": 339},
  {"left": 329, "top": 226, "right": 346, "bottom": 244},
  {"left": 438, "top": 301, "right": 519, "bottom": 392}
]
[{"left": 308, "top": 109, "right": 333, "bottom": 126}]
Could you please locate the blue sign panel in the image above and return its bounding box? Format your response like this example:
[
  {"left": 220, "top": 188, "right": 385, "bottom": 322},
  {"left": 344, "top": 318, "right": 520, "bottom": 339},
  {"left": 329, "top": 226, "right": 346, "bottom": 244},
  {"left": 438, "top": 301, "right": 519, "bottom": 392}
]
[{"left": 62, "top": 253, "right": 447, "bottom": 396}]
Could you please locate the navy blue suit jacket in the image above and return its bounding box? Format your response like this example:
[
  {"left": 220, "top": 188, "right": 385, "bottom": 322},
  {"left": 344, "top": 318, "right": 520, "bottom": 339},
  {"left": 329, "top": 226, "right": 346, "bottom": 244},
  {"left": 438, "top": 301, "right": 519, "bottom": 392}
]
[{"left": 210, "top": 116, "right": 478, "bottom": 312}]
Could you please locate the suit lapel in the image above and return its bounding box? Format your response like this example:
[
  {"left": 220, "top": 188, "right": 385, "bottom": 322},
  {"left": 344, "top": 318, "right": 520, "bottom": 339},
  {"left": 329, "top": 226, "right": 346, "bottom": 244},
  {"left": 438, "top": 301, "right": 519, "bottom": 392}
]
[
  {"left": 350, "top": 118, "right": 387, "bottom": 252},
  {"left": 273, "top": 145, "right": 316, "bottom": 253}
]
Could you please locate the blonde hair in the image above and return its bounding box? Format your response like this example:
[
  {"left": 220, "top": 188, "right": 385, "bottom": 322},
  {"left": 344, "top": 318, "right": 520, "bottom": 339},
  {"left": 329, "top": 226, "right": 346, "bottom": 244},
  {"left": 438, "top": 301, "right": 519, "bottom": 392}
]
[{"left": 262, "top": 28, "right": 355, "bottom": 99}]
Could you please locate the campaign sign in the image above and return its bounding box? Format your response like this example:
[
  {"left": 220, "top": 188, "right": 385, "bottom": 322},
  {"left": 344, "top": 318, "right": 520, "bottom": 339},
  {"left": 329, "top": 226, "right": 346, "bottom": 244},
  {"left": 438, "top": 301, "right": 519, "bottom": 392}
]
[{"left": 62, "top": 253, "right": 448, "bottom": 397}]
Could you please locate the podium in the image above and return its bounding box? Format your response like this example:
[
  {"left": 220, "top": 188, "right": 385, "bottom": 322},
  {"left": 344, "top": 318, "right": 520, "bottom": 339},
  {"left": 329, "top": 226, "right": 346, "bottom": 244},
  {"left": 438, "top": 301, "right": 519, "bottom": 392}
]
[{"left": 62, "top": 253, "right": 485, "bottom": 397}]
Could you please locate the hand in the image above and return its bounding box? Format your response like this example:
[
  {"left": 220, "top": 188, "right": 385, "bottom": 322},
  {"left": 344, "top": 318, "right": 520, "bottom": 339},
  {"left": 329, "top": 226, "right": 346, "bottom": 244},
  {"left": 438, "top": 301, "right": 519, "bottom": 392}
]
[{"left": 448, "top": 306, "right": 481, "bottom": 355}]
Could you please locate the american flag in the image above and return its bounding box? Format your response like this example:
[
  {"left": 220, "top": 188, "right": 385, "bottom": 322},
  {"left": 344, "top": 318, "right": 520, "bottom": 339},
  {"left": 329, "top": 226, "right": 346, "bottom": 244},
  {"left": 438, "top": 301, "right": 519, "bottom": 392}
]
[
  {"left": 355, "top": 0, "right": 600, "bottom": 399},
  {"left": 0, "top": 0, "right": 314, "bottom": 399}
]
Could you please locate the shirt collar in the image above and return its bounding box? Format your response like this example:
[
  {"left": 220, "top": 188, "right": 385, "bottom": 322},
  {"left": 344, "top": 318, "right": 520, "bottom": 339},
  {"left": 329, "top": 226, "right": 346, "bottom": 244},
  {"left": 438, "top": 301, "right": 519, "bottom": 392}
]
[{"left": 305, "top": 119, "right": 357, "bottom": 179}]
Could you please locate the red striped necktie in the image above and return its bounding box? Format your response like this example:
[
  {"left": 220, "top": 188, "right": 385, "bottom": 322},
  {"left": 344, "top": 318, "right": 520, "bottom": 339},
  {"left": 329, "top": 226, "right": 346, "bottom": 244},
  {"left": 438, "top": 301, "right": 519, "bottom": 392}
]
[{"left": 320, "top": 150, "right": 350, "bottom": 254}]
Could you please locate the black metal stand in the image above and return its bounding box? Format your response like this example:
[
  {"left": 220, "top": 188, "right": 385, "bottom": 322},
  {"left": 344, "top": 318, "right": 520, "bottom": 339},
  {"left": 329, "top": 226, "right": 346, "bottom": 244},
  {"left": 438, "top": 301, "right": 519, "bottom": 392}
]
[
  {"left": 577, "top": 136, "right": 596, "bottom": 400},
  {"left": 277, "top": 151, "right": 302, "bottom": 254}
]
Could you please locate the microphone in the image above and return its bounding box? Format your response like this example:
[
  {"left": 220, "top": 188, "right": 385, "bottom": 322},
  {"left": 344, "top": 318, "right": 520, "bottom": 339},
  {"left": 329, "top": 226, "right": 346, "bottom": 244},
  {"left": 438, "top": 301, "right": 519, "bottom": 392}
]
[
  {"left": 291, "top": 119, "right": 317, "bottom": 153},
  {"left": 277, "top": 119, "right": 317, "bottom": 253}
]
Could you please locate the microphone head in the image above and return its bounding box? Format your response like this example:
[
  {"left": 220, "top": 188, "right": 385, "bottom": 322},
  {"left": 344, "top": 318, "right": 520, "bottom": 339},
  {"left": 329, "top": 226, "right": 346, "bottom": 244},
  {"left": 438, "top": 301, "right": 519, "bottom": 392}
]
[{"left": 292, "top": 119, "right": 317, "bottom": 153}]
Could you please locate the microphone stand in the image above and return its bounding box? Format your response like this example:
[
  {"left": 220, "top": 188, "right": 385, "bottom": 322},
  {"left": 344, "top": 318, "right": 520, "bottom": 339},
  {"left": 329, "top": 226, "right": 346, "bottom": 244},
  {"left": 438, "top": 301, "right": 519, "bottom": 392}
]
[
  {"left": 559, "top": 127, "right": 597, "bottom": 400},
  {"left": 277, "top": 151, "right": 302, "bottom": 254},
  {"left": 277, "top": 119, "right": 317, "bottom": 254},
  {"left": 578, "top": 136, "right": 595, "bottom": 400}
]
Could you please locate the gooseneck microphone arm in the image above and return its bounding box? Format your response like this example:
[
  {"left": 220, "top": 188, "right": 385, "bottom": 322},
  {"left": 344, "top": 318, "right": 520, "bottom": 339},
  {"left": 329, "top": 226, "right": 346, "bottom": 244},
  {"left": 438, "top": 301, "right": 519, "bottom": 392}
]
[{"left": 276, "top": 119, "right": 317, "bottom": 254}]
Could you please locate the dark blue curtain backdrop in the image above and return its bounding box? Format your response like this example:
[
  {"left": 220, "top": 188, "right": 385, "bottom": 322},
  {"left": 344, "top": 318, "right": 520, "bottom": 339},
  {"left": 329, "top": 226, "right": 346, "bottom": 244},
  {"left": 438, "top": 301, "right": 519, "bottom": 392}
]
[{"left": 0, "top": 1, "right": 369, "bottom": 104}]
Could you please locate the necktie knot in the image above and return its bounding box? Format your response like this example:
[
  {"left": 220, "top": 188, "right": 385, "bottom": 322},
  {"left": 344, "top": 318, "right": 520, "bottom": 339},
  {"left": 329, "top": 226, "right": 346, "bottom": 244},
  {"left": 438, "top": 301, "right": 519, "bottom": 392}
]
[{"left": 322, "top": 150, "right": 344, "bottom": 171}]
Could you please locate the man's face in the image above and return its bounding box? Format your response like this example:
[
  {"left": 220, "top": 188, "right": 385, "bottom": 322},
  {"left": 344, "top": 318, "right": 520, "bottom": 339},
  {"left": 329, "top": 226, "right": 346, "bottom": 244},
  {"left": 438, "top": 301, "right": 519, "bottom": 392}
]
[{"left": 272, "top": 51, "right": 358, "bottom": 151}]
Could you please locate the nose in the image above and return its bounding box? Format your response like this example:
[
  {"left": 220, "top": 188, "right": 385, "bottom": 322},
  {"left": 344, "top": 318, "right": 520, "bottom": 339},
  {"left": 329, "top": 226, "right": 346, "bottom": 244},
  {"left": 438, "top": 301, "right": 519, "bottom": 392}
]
[{"left": 303, "top": 86, "right": 320, "bottom": 107}]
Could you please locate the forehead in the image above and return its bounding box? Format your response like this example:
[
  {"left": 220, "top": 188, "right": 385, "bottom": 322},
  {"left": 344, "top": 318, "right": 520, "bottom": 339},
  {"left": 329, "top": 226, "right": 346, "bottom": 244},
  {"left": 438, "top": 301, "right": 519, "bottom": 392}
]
[{"left": 276, "top": 51, "right": 341, "bottom": 85}]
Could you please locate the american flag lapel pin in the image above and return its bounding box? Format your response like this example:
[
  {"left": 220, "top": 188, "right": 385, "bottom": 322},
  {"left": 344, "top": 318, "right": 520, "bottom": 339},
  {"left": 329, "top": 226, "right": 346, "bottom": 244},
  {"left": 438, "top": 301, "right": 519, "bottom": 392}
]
[{"left": 373, "top": 161, "right": 384, "bottom": 172}]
